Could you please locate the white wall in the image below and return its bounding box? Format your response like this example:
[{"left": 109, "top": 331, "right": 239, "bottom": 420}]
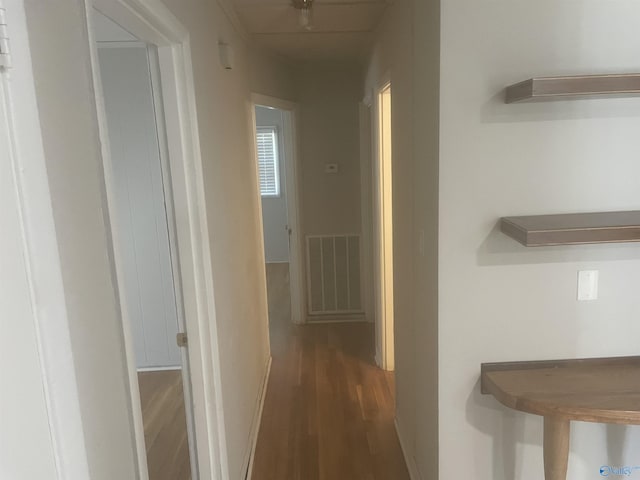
[
  {"left": 256, "top": 105, "right": 289, "bottom": 263},
  {"left": 21, "top": 0, "right": 294, "bottom": 478},
  {"left": 437, "top": 1, "right": 640, "bottom": 479}
]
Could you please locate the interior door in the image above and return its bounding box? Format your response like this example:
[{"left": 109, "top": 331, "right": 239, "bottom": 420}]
[
  {"left": 256, "top": 106, "right": 290, "bottom": 264},
  {"left": 97, "top": 44, "right": 181, "bottom": 369}
]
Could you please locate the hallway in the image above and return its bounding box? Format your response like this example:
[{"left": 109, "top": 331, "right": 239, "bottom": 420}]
[{"left": 251, "top": 311, "right": 410, "bottom": 479}]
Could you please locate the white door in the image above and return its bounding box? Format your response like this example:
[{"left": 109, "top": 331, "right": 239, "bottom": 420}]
[
  {"left": 256, "top": 105, "right": 290, "bottom": 263},
  {"left": 97, "top": 44, "right": 181, "bottom": 369}
]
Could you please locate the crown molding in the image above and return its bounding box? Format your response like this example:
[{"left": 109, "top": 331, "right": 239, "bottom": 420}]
[{"left": 216, "top": 0, "right": 251, "bottom": 43}]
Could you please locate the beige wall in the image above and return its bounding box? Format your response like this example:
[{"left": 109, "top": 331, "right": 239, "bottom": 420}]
[
  {"left": 22, "top": 0, "right": 293, "bottom": 478},
  {"left": 365, "top": 0, "right": 440, "bottom": 477},
  {"left": 438, "top": 0, "right": 640, "bottom": 479},
  {"left": 411, "top": 0, "right": 440, "bottom": 477},
  {"left": 160, "top": 2, "right": 274, "bottom": 475},
  {"left": 249, "top": 47, "right": 296, "bottom": 102},
  {"left": 296, "top": 62, "right": 363, "bottom": 236}
]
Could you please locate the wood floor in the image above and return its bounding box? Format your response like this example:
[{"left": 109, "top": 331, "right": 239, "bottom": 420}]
[
  {"left": 138, "top": 370, "right": 191, "bottom": 480},
  {"left": 252, "top": 266, "right": 410, "bottom": 479}
]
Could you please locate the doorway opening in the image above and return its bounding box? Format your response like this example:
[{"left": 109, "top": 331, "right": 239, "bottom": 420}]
[
  {"left": 375, "top": 81, "right": 395, "bottom": 371},
  {"left": 91, "top": 11, "right": 195, "bottom": 480},
  {"left": 251, "top": 96, "right": 304, "bottom": 334},
  {"left": 87, "top": 2, "right": 227, "bottom": 477}
]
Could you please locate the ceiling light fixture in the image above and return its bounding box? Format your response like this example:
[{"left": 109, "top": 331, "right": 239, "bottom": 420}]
[{"left": 292, "top": 0, "right": 314, "bottom": 31}]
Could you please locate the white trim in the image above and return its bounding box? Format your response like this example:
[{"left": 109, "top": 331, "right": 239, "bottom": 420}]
[
  {"left": 244, "top": 357, "right": 272, "bottom": 480},
  {"left": 394, "top": 418, "right": 421, "bottom": 480},
  {"left": 96, "top": 40, "right": 147, "bottom": 48},
  {"left": 87, "top": 2, "right": 226, "bottom": 479},
  {"left": 86, "top": 9, "right": 149, "bottom": 479},
  {"left": 136, "top": 366, "right": 182, "bottom": 372},
  {"left": 147, "top": 43, "right": 199, "bottom": 479},
  {"left": 375, "top": 352, "right": 382, "bottom": 368},
  {"left": 253, "top": 93, "right": 297, "bottom": 112},
  {"left": 251, "top": 93, "right": 306, "bottom": 326},
  {"left": 284, "top": 108, "right": 305, "bottom": 325},
  {"left": 306, "top": 317, "right": 368, "bottom": 324},
  {"left": 92, "top": 0, "right": 188, "bottom": 45},
  {"left": 248, "top": 103, "right": 273, "bottom": 362},
  {"left": 2, "top": 2, "right": 90, "bottom": 477},
  {"left": 359, "top": 102, "right": 375, "bottom": 325}
]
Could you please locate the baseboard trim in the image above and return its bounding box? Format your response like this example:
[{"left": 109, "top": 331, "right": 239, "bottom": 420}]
[
  {"left": 136, "top": 365, "right": 181, "bottom": 372},
  {"left": 306, "top": 316, "right": 368, "bottom": 324},
  {"left": 243, "top": 356, "right": 272, "bottom": 480},
  {"left": 394, "top": 418, "right": 421, "bottom": 480}
]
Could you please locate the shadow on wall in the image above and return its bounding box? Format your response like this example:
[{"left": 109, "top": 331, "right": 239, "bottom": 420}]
[
  {"left": 466, "top": 379, "right": 532, "bottom": 480},
  {"left": 481, "top": 90, "right": 640, "bottom": 125},
  {"left": 466, "top": 381, "right": 640, "bottom": 480},
  {"left": 477, "top": 222, "right": 640, "bottom": 267}
]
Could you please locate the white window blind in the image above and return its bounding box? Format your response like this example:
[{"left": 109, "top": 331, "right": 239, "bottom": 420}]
[{"left": 256, "top": 127, "right": 280, "bottom": 197}]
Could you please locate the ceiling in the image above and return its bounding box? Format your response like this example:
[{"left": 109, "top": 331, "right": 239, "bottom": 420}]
[{"left": 229, "top": 0, "right": 391, "bottom": 62}]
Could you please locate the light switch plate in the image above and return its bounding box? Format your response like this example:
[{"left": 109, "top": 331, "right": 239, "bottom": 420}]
[{"left": 577, "top": 270, "right": 599, "bottom": 301}]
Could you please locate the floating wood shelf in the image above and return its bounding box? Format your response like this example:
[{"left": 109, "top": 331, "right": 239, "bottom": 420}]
[
  {"left": 505, "top": 73, "right": 640, "bottom": 103},
  {"left": 501, "top": 210, "right": 640, "bottom": 246},
  {"left": 481, "top": 356, "right": 640, "bottom": 480}
]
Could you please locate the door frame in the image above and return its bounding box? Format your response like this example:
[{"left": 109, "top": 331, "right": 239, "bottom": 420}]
[
  {"left": 1, "top": 2, "right": 92, "bottom": 477},
  {"left": 87, "top": 1, "right": 226, "bottom": 479},
  {"left": 373, "top": 76, "right": 395, "bottom": 371},
  {"left": 359, "top": 100, "right": 375, "bottom": 328},
  {"left": 146, "top": 43, "right": 199, "bottom": 474},
  {"left": 250, "top": 93, "right": 305, "bottom": 325}
]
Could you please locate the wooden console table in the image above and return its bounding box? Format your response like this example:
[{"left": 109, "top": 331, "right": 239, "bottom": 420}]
[{"left": 481, "top": 356, "right": 640, "bottom": 480}]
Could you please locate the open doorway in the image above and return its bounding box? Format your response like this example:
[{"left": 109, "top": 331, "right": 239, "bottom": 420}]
[
  {"left": 251, "top": 96, "right": 304, "bottom": 335},
  {"left": 90, "top": 10, "right": 197, "bottom": 480},
  {"left": 375, "top": 81, "right": 395, "bottom": 371}
]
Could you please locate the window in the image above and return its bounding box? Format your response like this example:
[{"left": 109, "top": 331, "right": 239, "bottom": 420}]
[{"left": 256, "top": 127, "right": 280, "bottom": 197}]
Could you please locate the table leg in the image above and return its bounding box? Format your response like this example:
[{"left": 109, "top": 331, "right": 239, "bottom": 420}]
[{"left": 543, "top": 416, "right": 570, "bottom": 480}]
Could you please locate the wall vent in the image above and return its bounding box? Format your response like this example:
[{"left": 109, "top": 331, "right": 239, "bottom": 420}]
[{"left": 306, "top": 234, "right": 362, "bottom": 316}]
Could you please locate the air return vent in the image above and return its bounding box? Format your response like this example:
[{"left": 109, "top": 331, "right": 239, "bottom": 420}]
[{"left": 306, "top": 235, "right": 362, "bottom": 316}]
